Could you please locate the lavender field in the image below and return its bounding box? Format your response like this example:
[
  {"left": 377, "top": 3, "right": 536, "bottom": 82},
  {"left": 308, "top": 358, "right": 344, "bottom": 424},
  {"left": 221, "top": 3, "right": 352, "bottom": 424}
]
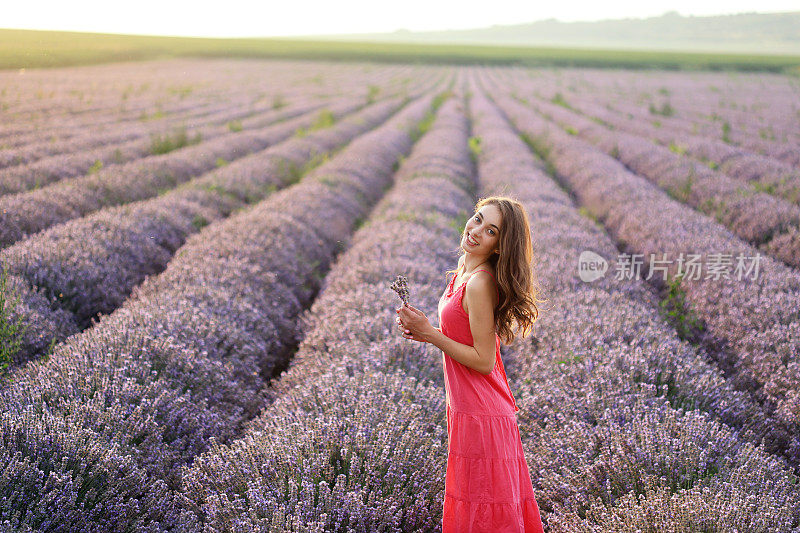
[{"left": 0, "top": 58, "right": 798, "bottom": 532}]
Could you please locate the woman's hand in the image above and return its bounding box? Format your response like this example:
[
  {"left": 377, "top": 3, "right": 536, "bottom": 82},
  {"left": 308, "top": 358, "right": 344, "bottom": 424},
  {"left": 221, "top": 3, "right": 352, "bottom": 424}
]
[{"left": 396, "top": 303, "right": 436, "bottom": 343}]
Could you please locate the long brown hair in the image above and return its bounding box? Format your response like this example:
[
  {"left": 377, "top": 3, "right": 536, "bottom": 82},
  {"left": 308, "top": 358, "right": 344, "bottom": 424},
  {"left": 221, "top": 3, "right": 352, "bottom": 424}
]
[{"left": 448, "top": 196, "right": 545, "bottom": 345}]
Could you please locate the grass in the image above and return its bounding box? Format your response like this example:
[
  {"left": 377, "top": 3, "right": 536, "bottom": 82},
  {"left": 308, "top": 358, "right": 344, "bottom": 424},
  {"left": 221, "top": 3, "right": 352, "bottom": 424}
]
[
  {"left": 296, "top": 109, "right": 337, "bottom": 137},
  {"left": 431, "top": 90, "right": 452, "bottom": 110},
  {"left": 2, "top": 29, "right": 798, "bottom": 73},
  {"left": 393, "top": 154, "right": 406, "bottom": 172},
  {"left": 751, "top": 181, "right": 777, "bottom": 195},
  {"left": 88, "top": 159, "right": 103, "bottom": 174},
  {"left": 721, "top": 121, "right": 732, "bottom": 143},
  {"left": 139, "top": 109, "right": 165, "bottom": 121},
  {"left": 167, "top": 85, "right": 193, "bottom": 98},
  {"left": 519, "top": 132, "right": 558, "bottom": 178},
  {"left": 411, "top": 111, "right": 436, "bottom": 143},
  {"left": 758, "top": 127, "right": 775, "bottom": 140},
  {"left": 700, "top": 197, "right": 728, "bottom": 224},
  {"left": 467, "top": 136, "right": 482, "bottom": 163},
  {"left": 272, "top": 94, "right": 286, "bottom": 109},
  {"left": 191, "top": 214, "right": 209, "bottom": 230},
  {"left": 649, "top": 101, "right": 675, "bottom": 116},
  {"left": 0, "top": 265, "right": 29, "bottom": 376},
  {"left": 149, "top": 127, "right": 202, "bottom": 155},
  {"left": 668, "top": 142, "right": 687, "bottom": 155},
  {"left": 448, "top": 210, "right": 470, "bottom": 240},
  {"left": 658, "top": 273, "right": 705, "bottom": 343},
  {"left": 367, "top": 85, "right": 380, "bottom": 103},
  {"left": 197, "top": 182, "right": 246, "bottom": 204},
  {"left": 550, "top": 92, "right": 571, "bottom": 109},
  {"left": 554, "top": 348, "right": 582, "bottom": 365},
  {"left": 577, "top": 206, "right": 601, "bottom": 227},
  {"left": 310, "top": 109, "right": 335, "bottom": 130},
  {"left": 278, "top": 151, "right": 330, "bottom": 186},
  {"left": 672, "top": 173, "right": 695, "bottom": 203}
]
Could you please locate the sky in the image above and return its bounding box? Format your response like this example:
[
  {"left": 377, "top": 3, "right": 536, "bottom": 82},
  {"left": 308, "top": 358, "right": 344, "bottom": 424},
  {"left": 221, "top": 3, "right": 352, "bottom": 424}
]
[{"left": 3, "top": 1, "right": 798, "bottom": 38}]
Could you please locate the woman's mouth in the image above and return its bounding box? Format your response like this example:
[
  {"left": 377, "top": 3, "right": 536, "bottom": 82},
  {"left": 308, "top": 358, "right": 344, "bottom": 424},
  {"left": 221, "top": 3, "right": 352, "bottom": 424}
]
[{"left": 465, "top": 235, "right": 478, "bottom": 246}]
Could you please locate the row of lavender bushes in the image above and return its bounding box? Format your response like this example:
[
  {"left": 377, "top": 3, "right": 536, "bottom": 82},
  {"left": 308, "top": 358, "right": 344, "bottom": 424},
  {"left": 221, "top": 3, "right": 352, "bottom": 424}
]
[
  {"left": 0, "top": 97, "right": 213, "bottom": 168},
  {"left": 0, "top": 97, "right": 366, "bottom": 247},
  {"left": 0, "top": 96, "right": 410, "bottom": 369},
  {"left": 0, "top": 60, "right": 432, "bottom": 196},
  {"left": 0, "top": 59, "right": 414, "bottom": 148},
  {"left": 586, "top": 77, "right": 800, "bottom": 168},
  {"left": 530, "top": 83, "right": 800, "bottom": 205},
  {"left": 516, "top": 88, "right": 800, "bottom": 269},
  {"left": 0, "top": 79, "right": 229, "bottom": 153},
  {"left": 0, "top": 89, "right": 441, "bottom": 532},
  {"left": 605, "top": 94, "right": 800, "bottom": 168},
  {"left": 0, "top": 91, "right": 267, "bottom": 178},
  {"left": 467, "top": 77, "right": 800, "bottom": 531},
  {"left": 0, "top": 96, "right": 349, "bottom": 364},
  {"left": 0, "top": 62, "right": 440, "bottom": 201},
  {"left": 181, "top": 92, "right": 476, "bottom": 532},
  {"left": 0, "top": 93, "right": 324, "bottom": 196},
  {"left": 520, "top": 68, "right": 800, "bottom": 167},
  {"left": 482, "top": 80, "right": 800, "bottom": 461}
]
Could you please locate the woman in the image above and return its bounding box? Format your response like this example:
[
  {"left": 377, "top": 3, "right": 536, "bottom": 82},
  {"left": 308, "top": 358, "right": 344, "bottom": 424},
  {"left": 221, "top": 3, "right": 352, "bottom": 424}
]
[{"left": 396, "top": 196, "right": 545, "bottom": 533}]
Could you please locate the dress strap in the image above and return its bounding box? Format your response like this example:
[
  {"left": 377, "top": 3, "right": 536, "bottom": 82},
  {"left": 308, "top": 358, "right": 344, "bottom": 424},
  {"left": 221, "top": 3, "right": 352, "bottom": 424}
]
[
  {"left": 471, "top": 269, "right": 500, "bottom": 305},
  {"left": 473, "top": 269, "right": 497, "bottom": 283}
]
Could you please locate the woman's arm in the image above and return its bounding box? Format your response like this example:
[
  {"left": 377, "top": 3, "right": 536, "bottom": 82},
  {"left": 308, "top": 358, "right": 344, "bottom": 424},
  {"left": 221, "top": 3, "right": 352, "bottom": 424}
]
[{"left": 397, "top": 273, "right": 497, "bottom": 375}]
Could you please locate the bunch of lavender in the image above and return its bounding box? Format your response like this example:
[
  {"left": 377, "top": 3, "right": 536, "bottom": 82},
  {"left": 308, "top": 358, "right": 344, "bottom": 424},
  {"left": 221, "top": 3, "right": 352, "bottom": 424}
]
[{"left": 389, "top": 275, "right": 410, "bottom": 305}]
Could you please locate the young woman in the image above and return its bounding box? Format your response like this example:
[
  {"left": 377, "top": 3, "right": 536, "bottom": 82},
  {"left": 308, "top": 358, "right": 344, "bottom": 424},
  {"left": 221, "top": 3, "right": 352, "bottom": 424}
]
[{"left": 396, "top": 196, "right": 545, "bottom": 533}]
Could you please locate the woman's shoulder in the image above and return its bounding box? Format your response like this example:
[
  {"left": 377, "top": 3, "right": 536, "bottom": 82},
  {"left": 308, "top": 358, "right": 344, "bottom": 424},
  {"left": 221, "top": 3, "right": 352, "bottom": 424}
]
[
  {"left": 471, "top": 265, "right": 497, "bottom": 282},
  {"left": 465, "top": 267, "right": 498, "bottom": 298}
]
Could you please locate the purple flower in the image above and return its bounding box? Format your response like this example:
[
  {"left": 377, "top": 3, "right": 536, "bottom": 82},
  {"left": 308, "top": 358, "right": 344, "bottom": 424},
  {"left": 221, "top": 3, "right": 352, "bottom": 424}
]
[{"left": 390, "top": 275, "right": 410, "bottom": 305}]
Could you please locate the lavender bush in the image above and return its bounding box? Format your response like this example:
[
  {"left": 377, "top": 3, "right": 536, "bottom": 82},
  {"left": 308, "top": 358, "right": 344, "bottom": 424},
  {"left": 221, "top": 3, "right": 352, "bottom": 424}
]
[
  {"left": 0, "top": 97, "right": 406, "bottom": 366},
  {"left": 490, "top": 85, "right": 800, "bottom": 438},
  {"left": 519, "top": 90, "right": 800, "bottom": 268},
  {"left": 0, "top": 96, "right": 324, "bottom": 196},
  {"left": 528, "top": 75, "right": 800, "bottom": 204},
  {"left": 0, "top": 59, "right": 422, "bottom": 156},
  {"left": 0, "top": 88, "right": 441, "bottom": 531},
  {"left": 469, "top": 81, "right": 800, "bottom": 530},
  {"left": 181, "top": 94, "right": 476, "bottom": 531},
  {"left": 2, "top": 62, "right": 798, "bottom": 532},
  {"left": 0, "top": 98, "right": 368, "bottom": 248}
]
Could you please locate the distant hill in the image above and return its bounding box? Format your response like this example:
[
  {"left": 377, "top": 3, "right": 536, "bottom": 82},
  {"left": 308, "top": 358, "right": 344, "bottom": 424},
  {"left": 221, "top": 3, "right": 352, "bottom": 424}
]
[
  {"left": 1, "top": 24, "right": 799, "bottom": 73},
  {"left": 308, "top": 11, "right": 800, "bottom": 56}
]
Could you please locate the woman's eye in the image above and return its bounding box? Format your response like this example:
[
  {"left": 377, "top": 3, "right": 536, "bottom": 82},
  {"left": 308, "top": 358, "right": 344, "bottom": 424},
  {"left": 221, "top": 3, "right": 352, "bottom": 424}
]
[
  {"left": 474, "top": 215, "right": 480, "bottom": 221},
  {"left": 488, "top": 229, "right": 495, "bottom": 235}
]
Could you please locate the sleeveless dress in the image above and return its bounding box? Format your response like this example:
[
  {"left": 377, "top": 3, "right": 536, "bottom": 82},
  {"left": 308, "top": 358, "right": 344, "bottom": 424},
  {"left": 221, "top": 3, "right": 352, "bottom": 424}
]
[{"left": 437, "top": 267, "right": 544, "bottom": 533}]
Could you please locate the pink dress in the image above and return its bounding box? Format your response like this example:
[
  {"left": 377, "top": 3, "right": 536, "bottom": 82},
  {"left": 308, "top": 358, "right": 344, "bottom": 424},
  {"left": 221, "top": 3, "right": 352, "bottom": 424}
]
[{"left": 437, "top": 268, "right": 544, "bottom": 533}]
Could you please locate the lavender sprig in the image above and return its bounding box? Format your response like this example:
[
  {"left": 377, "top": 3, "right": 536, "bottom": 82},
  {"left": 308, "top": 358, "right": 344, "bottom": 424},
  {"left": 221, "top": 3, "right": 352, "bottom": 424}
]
[{"left": 390, "top": 275, "right": 410, "bottom": 305}]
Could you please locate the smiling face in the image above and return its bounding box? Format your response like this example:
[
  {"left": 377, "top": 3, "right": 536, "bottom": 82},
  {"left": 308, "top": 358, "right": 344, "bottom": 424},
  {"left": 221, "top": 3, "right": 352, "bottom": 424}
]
[{"left": 461, "top": 204, "right": 502, "bottom": 255}]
